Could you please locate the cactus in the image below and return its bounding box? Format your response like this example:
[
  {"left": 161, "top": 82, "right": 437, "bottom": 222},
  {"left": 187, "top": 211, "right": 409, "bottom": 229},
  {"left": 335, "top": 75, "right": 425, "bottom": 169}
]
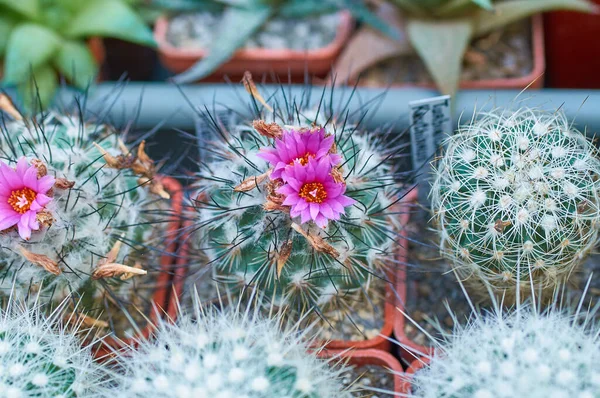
[
  {"left": 430, "top": 107, "right": 600, "bottom": 297},
  {"left": 111, "top": 292, "right": 354, "bottom": 397},
  {"left": 0, "top": 294, "right": 110, "bottom": 397},
  {"left": 410, "top": 304, "right": 600, "bottom": 398},
  {"left": 0, "top": 104, "right": 172, "bottom": 334},
  {"left": 191, "top": 99, "right": 408, "bottom": 314}
]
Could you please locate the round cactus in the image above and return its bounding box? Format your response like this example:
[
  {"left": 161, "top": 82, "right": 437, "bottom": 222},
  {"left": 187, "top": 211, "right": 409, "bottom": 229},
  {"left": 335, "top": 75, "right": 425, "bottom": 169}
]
[
  {"left": 0, "top": 295, "right": 110, "bottom": 397},
  {"left": 112, "top": 294, "right": 354, "bottom": 398},
  {"left": 431, "top": 107, "right": 600, "bottom": 296},
  {"left": 410, "top": 306, "right": 600, "bottom": 398},
  {"left": 191, "top": 106, "right": 407, "bottom": 313},
  {"left": 0, "top": 109, "right": 172, "bottom": 331}
]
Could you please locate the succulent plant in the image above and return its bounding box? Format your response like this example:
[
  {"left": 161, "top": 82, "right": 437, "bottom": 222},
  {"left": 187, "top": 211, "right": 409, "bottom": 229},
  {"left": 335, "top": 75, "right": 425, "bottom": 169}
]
[
  {"left": 112, "top": 291, "right": 354, "bottom": 397},
  {"left": 0, "top": 294, "right": 110, "bottom": 397},
  {"left": 190, "top": 82, "right": 411, "bottom": 315},
  {"left": 167, "top": 0, "right": 401, "bottom": 83},
  {"left": 0, "top": 98, "right": 172, "bottom": 335},
  {"left": 336, "top": 0, "right": 596, "bottom": 97},
  {"left": 430, "top": 107, "right": 600, "bottom": 298},
  {"left": 0, "top": 0, "right": 155, "bottom": 110},
  {"left": 409, "top": 304, "right": 600, "bottom": 398}
]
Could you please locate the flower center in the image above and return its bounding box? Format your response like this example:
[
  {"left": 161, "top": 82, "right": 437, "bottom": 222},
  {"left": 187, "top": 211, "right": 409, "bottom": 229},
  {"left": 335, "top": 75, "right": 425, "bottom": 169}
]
[
  {"left": 290, "top": 153, "right": 314, "bottom": 166},
  {"left": 299, "top": 182, "right": 327, "bottom": 204},
  {"left": 8, "top": 188, "right": 36, "bottom": 214}
]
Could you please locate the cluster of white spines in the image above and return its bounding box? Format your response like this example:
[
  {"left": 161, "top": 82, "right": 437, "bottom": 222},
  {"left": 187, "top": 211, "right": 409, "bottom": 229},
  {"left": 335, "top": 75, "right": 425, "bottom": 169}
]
[
  {"left": 113, "top": 302, "right": 352, "bottom": 398},
  {"left": 0, "top": 296, "right": 109, "bottom": 397},
  {"left": 431, "top": 107, "right": 600, "bottom": 291},
  {"left": 0, "top": 112, "right": 153, "bottom": 297},
  {"left": 410, "top": 308, "right": 600, "bottom": 398}
]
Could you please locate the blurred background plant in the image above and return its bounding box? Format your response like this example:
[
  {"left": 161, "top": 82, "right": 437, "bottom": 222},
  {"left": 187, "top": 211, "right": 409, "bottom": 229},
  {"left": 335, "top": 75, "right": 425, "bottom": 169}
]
[{"left": 0, "top": 0, "right": 155, "bottom": 110}]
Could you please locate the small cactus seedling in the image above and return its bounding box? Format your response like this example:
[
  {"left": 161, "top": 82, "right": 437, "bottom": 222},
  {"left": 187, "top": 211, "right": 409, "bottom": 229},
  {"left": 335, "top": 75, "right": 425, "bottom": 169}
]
[
  {"left": 0, "top": 293, "right": 110, "bottom": 397},
  {"left": 409, "top": 302, "right": 600, "bottom": 398},
  {"left": 0, "top": 99, "right": 173, "bottom": 334},
  {"left": 430, "top": 107, "right": 600, "bottom": 297},
  {"left": 112, "top": 292, "right": 354, "bottom": 397},
  {"left": 190, "top": 85, "right": 411, "bottom": 315}
]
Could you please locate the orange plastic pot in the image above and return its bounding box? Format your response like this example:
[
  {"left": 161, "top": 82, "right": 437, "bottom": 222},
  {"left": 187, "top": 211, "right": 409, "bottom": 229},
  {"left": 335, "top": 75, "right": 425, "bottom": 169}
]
[
  {"left": 401, "top": 356, "right": 431, "bottom": 394},
  {"left": 318, "top": 348, "right": 407, "bottom": 395},
  {"left": 392, "top": 189, "right": 434, "bottom": 364},
  {"left": 94, "top": 176, "right": 183, "bottom": 358},
  {"left": 154, "top": 11, "right": 354, "bottom": 81}
]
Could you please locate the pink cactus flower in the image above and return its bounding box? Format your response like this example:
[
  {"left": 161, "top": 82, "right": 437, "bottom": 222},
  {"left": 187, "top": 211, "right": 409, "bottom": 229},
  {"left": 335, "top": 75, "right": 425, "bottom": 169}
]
[
  {"left": 0, "top": 157, "right": 55, "bottom": 240},
  {"left": 257, "top": 127, "right": 342, "bottom": 180},
  {"left": 277, "top": 157, "right": 355, "bottom": 228}
]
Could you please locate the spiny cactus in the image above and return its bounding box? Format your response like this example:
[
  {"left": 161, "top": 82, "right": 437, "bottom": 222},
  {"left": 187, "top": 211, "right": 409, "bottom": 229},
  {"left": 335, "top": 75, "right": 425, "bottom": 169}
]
[
  {"left": 409, "top": 304, "right": 600, "bottom": 398},
  {"left": 430, "top": 107, "right": 600, "bottom": 297},
  {"left": 0, "top": 294, "right": 110, "bottom": 397},
  {"left": 0, "top": 104, "right": 172, "bottom": 333},
  {"left": 191, "top": 100, "right": 409, "bottom": 314},
  {"left": 111, "top": 292, "right": 354, "bottom": 398}
]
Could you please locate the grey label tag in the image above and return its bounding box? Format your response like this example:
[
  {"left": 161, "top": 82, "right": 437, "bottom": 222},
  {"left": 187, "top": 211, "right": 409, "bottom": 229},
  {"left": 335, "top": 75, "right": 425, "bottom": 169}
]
[{"left": 409, "top": 95, "right": 452, "bottom": 171}]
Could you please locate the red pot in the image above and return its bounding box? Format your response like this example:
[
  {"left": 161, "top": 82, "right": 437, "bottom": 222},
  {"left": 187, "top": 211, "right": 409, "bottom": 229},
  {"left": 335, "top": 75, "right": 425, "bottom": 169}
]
[
  {"left": 392, "top": 189, "right": 435, "bottom": 364},
  {"left": 318, "top": 348, "right": 407, "bottom": 395},
  {"left": 154, "top": 11, "right": 354, "bottom": 82},
  {"left": 94, "top": 176, "right": 183, "bottom": 358},
  {"left": 544, "top": 2, "right": 600, "bottom": 88},
  {"left": 400, "top": 356, "right": 431, "bottom": 394}
]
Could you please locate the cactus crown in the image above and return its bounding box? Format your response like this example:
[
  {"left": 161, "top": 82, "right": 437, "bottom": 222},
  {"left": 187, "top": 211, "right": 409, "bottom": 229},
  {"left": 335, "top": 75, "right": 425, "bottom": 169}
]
[
  {"left": 0, "top": 294, "right": 109, "bottom": 397},
  {"left": 0, "top": 109, "right": 170, "bottom": 329},
  {"left": 192, "top": 95, "right": 409, "bottom": 313},
  {"left": 431, "top": 107, "right": 600, "bottom": 296},
  {"left": 410, "top": 304, "right": 600, "bottom": 398},
  {"left": 113, "top": 292, "right": 354, "bottom": 398}
]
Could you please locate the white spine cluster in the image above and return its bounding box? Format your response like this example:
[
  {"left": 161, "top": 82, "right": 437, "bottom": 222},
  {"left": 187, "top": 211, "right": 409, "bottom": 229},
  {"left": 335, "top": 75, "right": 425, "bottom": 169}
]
[
  {"left": 431, "top": 107, "right": 600, "bottom": 294},
  {"left": 0, "top": 295, "right": 109, "bottom": 397},
  {"left": 410, "top": 307, "right": 600, "bottom": 398},
  {"left": 112, "top": 296, "right": 353, "bottom": 398}
]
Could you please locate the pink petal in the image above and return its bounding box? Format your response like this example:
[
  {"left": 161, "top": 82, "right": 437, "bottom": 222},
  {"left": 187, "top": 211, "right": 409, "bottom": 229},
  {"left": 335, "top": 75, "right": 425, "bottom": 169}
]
[
  {"left": 22, "top": 166, "right": 38, "bottom": 190},
  {"left": 37, "top": 176, "right": 56, "bottom": 193},
  {"left": 295, "top": 133, "right": 306, "bottom": 155},
  {"left": 0, "top": 212, "right": 20, "bottom": 231},
  {"left": 300, "top": 208, "right": 312, "bottom": 224},
  {"left": 329, "top": 200, "right": 345, "bottom": 214},
  {"left": 285, "top": 177, "right": 301, "bottom": 192},
  {"left": 17, "top": 215, "right": 33, "bottom": 240},
  {"left": 0, "top": 164, "right": 22, "bottom": 190},
  {"left": 329, "top": 154, "right": 343, "bottom": 166},
  {"left": 277, "top": 184, "right": 296, "bottom": 196},
  {"left": 314, "top": 214, "right": 328, "bottom": 228},
  {"left": 257, "top": 150, "right": 279, "bottom": 165},
  {"left": 16, "top": 157, "right": 28, "bottom": 178},
  {"left": 34, "top": 194, "right": 52, "bottom": 207},
  {"left": 315, "top": 158, "right": 330, "bottom": 180},
  {"left": 337, "top": 195, "right": 357, "bottom": 207},
  {"left": 294, "top": 199, "right": 309, "bottom": 212},
  {"left": 26, "top": 210, "right": 39, "bottom": 230},
  {"left": 309, "top": 203, "right": 319, "bottom": 220},
  {"left": 282, "top": 194, "right": 300, "bottom": 206},
  {"left": 306, "top": 131, "right": 320, "bottom": 153},
  {"left": 319, "top": 202, "right": 334, "bottom": 219}
]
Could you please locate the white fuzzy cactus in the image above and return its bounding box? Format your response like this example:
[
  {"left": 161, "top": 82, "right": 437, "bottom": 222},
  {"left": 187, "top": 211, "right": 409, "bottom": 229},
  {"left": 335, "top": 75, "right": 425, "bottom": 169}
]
[
  {"left": 0, "top": 294, "right": 110, "bottom": 397},
  {"left": 431, "top": 107, "right": 600, "bottom": 296},
  {"left": 112, "top": 292, "right": 354, "bottom": 398},
  {"left": 410, "top": 304, "right": 600, "bottom": 398}
]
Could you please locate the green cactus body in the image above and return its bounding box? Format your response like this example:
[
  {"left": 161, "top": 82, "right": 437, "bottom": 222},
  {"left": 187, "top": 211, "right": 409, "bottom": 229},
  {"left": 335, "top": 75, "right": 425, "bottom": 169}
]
[
  {"left": 193, "top": 110, "right": 402, "bottom": 312},
  {"left": 0, "top": 297, "right": 109, "bottom": 397},
  {"left": 0, "top": 112, "right": 170, "bottom": 333},
  {"left": 431, "top": 107, "right": 600, "bottom": 296}
]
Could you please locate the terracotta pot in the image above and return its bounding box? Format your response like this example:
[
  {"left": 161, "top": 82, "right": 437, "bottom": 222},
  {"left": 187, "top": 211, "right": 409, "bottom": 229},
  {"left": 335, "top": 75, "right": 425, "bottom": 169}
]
[
  {"left": 392, "top": 189, "right": 435, "bottom": 364},
  {"left": 401, "top": 356, "right": 431, "bottom": 394},
  {"left": 154, "top": 11, "right": 354, "bottom": 81},
  {"left": 352, "top": 15, "right": 545, "bottom": 90},
  {"left": 93, "top": 176, "right": 183, "bottom": 358},
  {"left": 318, "top": 348, "right": 407, "bottom": 395},
  {"left": 320, "top": 189, "right": 417, "bottom": 352},
  {"left": 544, "top": 2, "right": 600, "bottom": 88}
]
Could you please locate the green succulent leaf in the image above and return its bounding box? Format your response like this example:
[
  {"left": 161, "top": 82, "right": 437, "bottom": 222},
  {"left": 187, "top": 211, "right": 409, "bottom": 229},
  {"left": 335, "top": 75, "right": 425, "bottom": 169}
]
[
  {"left": 339, "top": 0, "right": 402, "bottom": 40},
  {"left": 279, "top": 0, "right": 338, "bottom": 18},
  {"left": 471, "top": 0, "right": 493, "bottom": 10},
  {"left": 171, "top": 6, "right": 272, "bottom": 84},
  {"left": 53, "top": 40, "right": 98, "bottom": 90},
  {"left": 389, "top": 0, "right": 428, "bottom": 16},
  {"left": 65, "top": 0, "right": 156, "bottom": 48},
  {"left": 474, "top": 0, "right": 597, "bottom": 36},
  {"left": 0, "top": 0, "right": 38, "bottom": 18},
  {"left": 0, "top": 15, "right": 18, "bottom": 56},
  {"left": 3, "top": 23, "right": 61, "bottom": 85},
  {"left": 407, "top": 18, "right": 472, "bottom": 96},
  {"left": 18, "top": 64, "right": 58, "bottom": 112}
]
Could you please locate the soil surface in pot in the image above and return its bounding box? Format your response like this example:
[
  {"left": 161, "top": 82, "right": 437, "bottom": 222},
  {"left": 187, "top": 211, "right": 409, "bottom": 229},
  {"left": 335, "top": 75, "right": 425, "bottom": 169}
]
[
  {"left": 361, "top": 20, "right": 533, "bottom": 86},
  {"left": 166, "top": 12, "right": 341, "bottom": 51},
  {"left": 340, "top": 364, "right": 395, "bottom": 397},
  {"left": 403, "top": 214, "right": 600, "bottom": 349}
]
